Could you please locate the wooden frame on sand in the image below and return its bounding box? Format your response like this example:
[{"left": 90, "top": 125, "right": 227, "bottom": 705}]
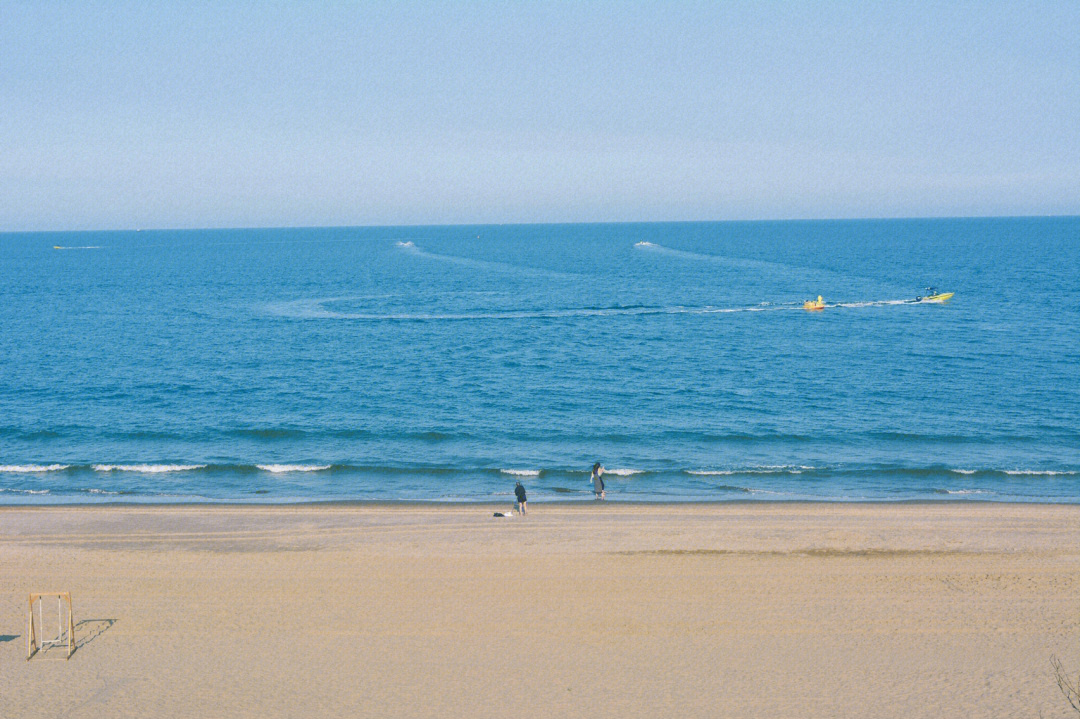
[{"left": 27, "top": 592, "right": 75, "bottom": 661}]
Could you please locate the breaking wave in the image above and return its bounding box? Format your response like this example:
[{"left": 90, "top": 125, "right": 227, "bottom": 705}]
[
  {"left": 687, "top": 465, "right": 814, "bottom": 476},
  {"left": 0, "top": 463, "right": 1074, "bottom": 479},
  {"left": 93, "top": 464, "right": 207, "bottom": 473},
  {"left": 256, "top": 464, "right": 332, "bottom": 473},
  {"left": 0, "top": 464, "right": 69, "bottom": 472}
]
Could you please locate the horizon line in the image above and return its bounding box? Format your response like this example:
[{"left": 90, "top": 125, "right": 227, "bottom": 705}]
[{"left": 3, "top": 212, "right": 1078, "bottom": 235}]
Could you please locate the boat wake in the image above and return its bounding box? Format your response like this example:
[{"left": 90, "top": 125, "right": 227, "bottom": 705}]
[
  {"left": 264, "top": 296, "right": 923, "bottom": 321},
  {"left": 396, "top": 241, "right": 573, "bottom": 279},
  {"left": 633, "top": 241, "right": 895, "bottom": 289}
]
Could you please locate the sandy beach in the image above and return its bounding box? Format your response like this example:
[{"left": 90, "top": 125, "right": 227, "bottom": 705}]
[{"left": 2, "top": 502, "right": 1078, "bottom": 718}]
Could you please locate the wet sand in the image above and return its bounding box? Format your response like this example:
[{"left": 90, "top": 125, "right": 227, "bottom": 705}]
[{"left": 2, "top": 502, "right": 1078, "bottom": 718}]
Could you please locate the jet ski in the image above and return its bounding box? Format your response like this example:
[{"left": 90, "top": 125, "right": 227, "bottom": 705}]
[{"left": 803, "top": 295, "right": 825, "bottom": 311}]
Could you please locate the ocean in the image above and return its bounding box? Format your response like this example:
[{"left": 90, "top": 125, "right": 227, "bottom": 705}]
[{"left": 1, "top": 218, "right": 1078, "bottom": 503}]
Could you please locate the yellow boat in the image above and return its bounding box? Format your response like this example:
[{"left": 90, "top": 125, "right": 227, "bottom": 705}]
[
  {"left": 803, "top": 295, "right": 825, "bottom": 311},
  {"left": 916, "top": 288, "right": 954, "bottom": 303}
]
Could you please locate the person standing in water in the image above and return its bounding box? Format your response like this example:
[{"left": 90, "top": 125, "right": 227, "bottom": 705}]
[
  {"left": 514, "top": 480, "right": 528, "bottom": 515},
  {"left": 591, "top": 462, "right": 605, "bottom": 500}
]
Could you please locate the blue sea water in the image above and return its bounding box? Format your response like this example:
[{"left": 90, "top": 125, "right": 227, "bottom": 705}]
[{"left": 1, "top": 218, "right": 1078, "bottom": 503}]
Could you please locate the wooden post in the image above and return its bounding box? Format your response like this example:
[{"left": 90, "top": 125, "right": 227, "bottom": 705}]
[
  {"left": 27, "top": 594, "right": 37, "bottom": 661},
  {"left": 67, "top": 594, "right": 75, "bottom": 659}
]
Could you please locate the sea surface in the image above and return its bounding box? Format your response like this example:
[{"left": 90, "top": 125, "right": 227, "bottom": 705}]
[{"left": 1, "top": 218, "right": 1078, "bottom": 503}]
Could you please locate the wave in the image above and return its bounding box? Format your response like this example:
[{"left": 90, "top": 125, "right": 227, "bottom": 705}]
[
  {"left": 934, "top": 489, "right": 994, "bottom": 495},
  {"left": 14, "top": 424, "right": 1074, "bottom": 446},
  {"left": 2, "top": 462, "right": 1076, "bottom": 481},
  {"left": 0, "top": 464, "right": 69, "bottom": 473},
  {"left": 256, "top": 464, "right": 332, "bottom": 473},
  {"left": 687, "top": 465, "right": 814, "bottom": 476},
  {"left": 52, "top": 246, "right": 102, "bottom": 250},
  {"left": 93, "top": 464, "right": 206, "bottom": 473},
  {"left": 97, "top": 427, "right": 458, "bottom": 442},
  {"left": 945, "top": 468, "right": 1077, "bottom": 477},
  {"left": 0, "top": 488, "right": 50, "bottom": 494},
  {"left": 869, "top": 466, "right": 1079, "bottom": 479},
  {"left": 866, "top": 431, "right": 1038, "bottom": 444},
  {"left": 225, "top": 428, "right": 310, "bottom": 440}
]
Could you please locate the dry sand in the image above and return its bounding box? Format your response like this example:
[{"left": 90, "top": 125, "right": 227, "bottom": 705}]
[{"left": 1, "top": 502, "right": 1079, "bottom": 718}]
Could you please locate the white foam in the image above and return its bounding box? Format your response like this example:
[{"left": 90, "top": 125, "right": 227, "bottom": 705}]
[
  {"left": 0, "top": 488, "right": 50, "bottom": 494},
  {"left": 835, "top": 299, "right": 911, "bottom": 308},
  {"left": 266, "top": 298, "right": 916, "bottom": 322},
  {"left": 257, "top": 464, "right": 331, "bottom": 473},
  {"left": 1003, "top": 469, "right": 1076, "bottom": 476},
  {"left": 688, "top": 465, "right": 812, "bottom": 476},
  {"left": 93, "top": 464, "right": 206, "bottom": 473},
  {"left": 634, "top": 241, "right": 657, "bottom": 247},
  {"left": 950, "top": 469, "right": 978, "bottom": 475},
  {"left": 606, "top": 468, "right": 643, "bottom": 476},
  {"left": 394, "top": 243, "right": 573, "bottom": 279},
  {"left": 53, "top": 246, "right": 102, "bottom": 250},
  {"left": 0, "top": 464, "right": 69, "bottom": 472},
  {"left": 86, "top": 488, "right": 121, "bottom": 494},
  {"left": 938, "top": 489, "right": 991, "bottom": 495},
  {"left": 500, "top": 469, "right": 541, "bottom": 476}
]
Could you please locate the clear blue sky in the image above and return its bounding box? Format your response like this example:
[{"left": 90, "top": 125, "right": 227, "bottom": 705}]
[{"left": 2, "top": 1, "right": 1078, "bottom": 230}]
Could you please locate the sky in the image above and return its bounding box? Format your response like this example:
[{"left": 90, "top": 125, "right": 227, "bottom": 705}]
[{"left": 1, "top": 1, "right": 1078, "bottom": 231}]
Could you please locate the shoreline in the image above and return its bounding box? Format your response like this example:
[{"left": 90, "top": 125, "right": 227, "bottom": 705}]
[{"left": 3, "top": 496, "right": 1080, "bottom": 509}]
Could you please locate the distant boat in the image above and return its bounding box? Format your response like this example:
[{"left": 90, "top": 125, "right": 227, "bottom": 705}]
[
  {"left": 915, "top": 287, "right": 954, "bottom": 303},
  {"left": 803, "top": 295, "right": 825, "bottom": 311}
]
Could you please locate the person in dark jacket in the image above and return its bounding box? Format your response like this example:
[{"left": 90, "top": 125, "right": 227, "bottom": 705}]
[
  {"left": 514, "top": 481, "right": 528, "bottom": 515},
  {"left": 591, "top": 462, "right": 605, "bottom": 500}
]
